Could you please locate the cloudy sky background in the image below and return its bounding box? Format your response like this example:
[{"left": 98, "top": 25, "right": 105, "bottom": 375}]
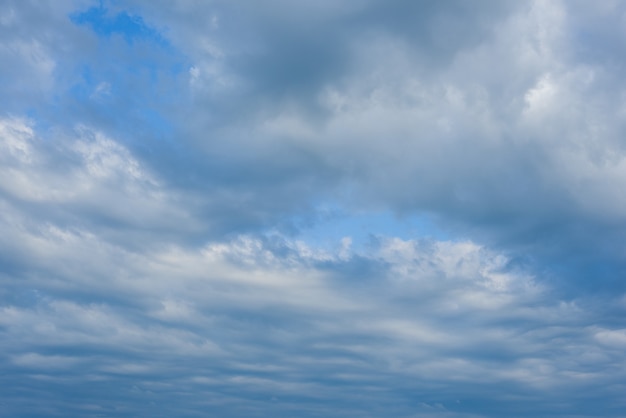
[{"left": 2, "top": 1, "right": 626, "bottom": 416}]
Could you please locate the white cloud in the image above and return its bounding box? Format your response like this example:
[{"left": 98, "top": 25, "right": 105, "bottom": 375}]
[{"left": 0, "top": 118, "right": 197, "bottom": 238}]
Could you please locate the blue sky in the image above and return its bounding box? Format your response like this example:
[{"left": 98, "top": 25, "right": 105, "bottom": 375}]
[{"left": 1, "top": 1, "right": 626, "bottom": 417}]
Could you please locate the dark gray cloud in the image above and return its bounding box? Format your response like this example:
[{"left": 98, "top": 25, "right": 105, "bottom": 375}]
[{"left": 140, "top": 0, "right": 626, "bottom": 291}]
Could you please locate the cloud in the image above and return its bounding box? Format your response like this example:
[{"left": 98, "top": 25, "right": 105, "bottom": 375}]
[
  {"left": 1, "top": 121, "right": 625, "bottom": 417},
  {"left": 2, "top": 1, "right": 626, "bottom": 417},
  {"left": 135, "top": 0, "right": 626, "bottom": 290}
]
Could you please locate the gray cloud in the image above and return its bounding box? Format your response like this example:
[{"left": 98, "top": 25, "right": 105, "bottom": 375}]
[
  {"left": 130, "top": 0, "right": 626, "bottom": 290},
  {"left": 1, "top": 120, "right": 626, "bottom": 417}
]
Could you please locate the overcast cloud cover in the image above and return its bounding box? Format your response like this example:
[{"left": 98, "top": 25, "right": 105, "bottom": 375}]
[{"left": 2, "top": 1, "right": 626, "bottom": 417}]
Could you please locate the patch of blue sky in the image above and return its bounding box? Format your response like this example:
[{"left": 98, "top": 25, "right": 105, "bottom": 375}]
[
  {"left": 63, "top": 4, "right": 187, "bottom": 150},
  {"left": 70, "top": 3, "right": 167, "bottom": 47},
  {"left": 293, "top": 204, "right": 452, "bottom": 252}
]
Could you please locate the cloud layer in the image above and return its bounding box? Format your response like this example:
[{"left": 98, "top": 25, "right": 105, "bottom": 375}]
[{"left": 2, "top": 1, "right": 626, "bottom": 417}]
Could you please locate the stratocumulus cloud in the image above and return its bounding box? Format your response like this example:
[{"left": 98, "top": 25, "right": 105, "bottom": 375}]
[{"left": 1, "top": 1, "right": 626, "bottom": 417}]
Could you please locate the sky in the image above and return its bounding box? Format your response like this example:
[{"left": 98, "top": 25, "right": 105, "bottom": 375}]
[{"left": 1, "top": 0, "right": 626, "bottom": 417}]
